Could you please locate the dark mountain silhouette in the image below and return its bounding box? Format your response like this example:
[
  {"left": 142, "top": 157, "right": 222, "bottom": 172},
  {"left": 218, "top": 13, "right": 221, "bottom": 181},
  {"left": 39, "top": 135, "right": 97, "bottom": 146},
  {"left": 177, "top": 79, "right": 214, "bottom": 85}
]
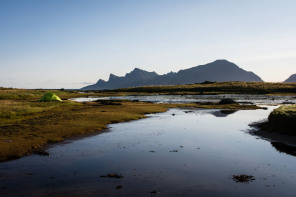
[
  {"left": 81, "top": 60, "right": 263, "bottom": 90},
  {"left": 90, "top": 68, "right": 158, "bottom": 90},
  {"left": 284, "top": 74, "right": 296, "bottom": 83}
]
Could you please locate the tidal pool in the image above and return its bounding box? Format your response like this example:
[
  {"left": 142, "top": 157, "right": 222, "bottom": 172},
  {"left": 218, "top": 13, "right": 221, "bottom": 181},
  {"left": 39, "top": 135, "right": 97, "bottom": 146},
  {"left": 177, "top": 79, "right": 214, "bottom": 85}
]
[
  {"left": 70, "top": 94, "right": 296, "bottom": 105},
  {"left": 0, "top": 107, "right": 296, "bottom": 196}
]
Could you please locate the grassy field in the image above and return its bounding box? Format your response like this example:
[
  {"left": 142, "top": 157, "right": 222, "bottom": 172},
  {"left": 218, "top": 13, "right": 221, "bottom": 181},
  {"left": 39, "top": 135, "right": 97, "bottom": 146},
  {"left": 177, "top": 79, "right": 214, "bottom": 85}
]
[
  {"left": 90, "top": 81, "right": 296, "bottom": 95},
  {"left": 0, "top": 88, "right": 262, "bottom": 161},
  {"left": 0, "top": 89, "right": 168, "bottom": 160}
]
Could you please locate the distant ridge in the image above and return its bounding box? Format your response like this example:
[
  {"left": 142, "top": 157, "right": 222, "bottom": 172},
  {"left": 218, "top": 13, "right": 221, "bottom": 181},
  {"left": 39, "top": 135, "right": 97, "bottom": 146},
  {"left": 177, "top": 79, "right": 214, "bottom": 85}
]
[
  {"left": 284, "top": 74, "right": 296, "bottom": 83},
  {"left": 81, "top": 60, "right": 263, "bottom": 90}
]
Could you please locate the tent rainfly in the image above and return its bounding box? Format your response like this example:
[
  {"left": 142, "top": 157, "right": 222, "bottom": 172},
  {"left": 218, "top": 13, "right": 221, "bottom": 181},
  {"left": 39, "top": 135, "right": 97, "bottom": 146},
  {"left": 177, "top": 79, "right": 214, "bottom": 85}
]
[{"left": 40, "top": 92, "right": 62, "bottom": 102}]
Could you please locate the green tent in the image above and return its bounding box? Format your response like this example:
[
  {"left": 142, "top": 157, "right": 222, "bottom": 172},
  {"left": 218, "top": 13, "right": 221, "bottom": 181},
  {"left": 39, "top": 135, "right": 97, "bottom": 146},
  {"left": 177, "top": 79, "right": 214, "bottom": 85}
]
[{"left": 40, "top": 92, "right": 62, "bottom": 102}]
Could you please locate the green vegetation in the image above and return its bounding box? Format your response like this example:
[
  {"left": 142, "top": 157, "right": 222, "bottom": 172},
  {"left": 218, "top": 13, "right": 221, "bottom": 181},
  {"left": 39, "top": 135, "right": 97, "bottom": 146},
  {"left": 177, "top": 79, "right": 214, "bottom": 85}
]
[
  {"left": 0, "top": 89, "right": 78, "bottom": 100},
  {"left": 269, "top": 105, "right": 296, "bottom": 125},
  {"left": 258, "top": 105, "right": 296, "bottom": 135},
  {"left": 0, "top": 87, "right": 262, "bottom": 161},
  {"left": 94, "top": 81, "right": 296, "bottom": 95},
  {"left": 0, "top": 100, "right": 169, "bottom": 161}
]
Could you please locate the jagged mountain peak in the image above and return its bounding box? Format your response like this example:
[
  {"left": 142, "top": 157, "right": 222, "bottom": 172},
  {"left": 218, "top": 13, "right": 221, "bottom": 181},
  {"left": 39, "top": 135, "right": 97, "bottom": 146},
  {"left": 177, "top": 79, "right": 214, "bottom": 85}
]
[
  {"left": 122, "top": 68, "right": 157, "bottom": 79},
  {"left": 131, "top": 67, "right": 157, "bottom": 74},
  {"left": 97, "top": 79, "right": 106, "bottom": 83},
  {"left": 132, "top": 67, "right": 143, "bottom": 72},
  {"left": 108, "top": 73, "right": 118, "bottom": 80},
  {"left": 81, "top": 60, "right": 263, "bottom": 90},
  {"left": 128, "top": 68, "right": 151, "bottom": 75}
]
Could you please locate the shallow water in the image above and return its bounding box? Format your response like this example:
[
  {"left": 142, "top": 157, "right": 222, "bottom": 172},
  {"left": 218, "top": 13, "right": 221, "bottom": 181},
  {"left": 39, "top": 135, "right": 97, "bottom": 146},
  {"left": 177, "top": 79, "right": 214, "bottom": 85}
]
[
  {"left": 70, "top": 94, "right": 296, "bottom": 105},
  {"left": 1, "top": 106, "right": 296, "bottom": 196}
]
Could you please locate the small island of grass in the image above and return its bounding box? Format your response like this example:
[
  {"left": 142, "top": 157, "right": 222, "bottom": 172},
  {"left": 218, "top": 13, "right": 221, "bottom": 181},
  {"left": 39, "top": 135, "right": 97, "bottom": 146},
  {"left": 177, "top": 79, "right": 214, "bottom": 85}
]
[{"left": 258, "top": 105, "right": 296, "bottom": 135}]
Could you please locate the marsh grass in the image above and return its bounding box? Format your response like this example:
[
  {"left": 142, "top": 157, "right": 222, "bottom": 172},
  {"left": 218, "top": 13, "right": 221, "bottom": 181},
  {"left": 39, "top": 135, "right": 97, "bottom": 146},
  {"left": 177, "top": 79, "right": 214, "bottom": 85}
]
[
  {"left": 0, "top": 89, "right": 44, "bottom": 100},
  {"left": 268, "top": 105, "right": 296, "bottom": 126},
  {"left": 0, "top": 100, "right": 44, "bottom": 119},
  {"left": 0, "top": 87, "right": 262, "bottom": 161},
  {"left": 0, "top": 89, "right": 94, "bottom": 100},
  {"left": 0, "top": 101, "right": 172, "bottom": 161},
  {"left": 111, "top": 81, "right": 296, "bottom": 94},
  {"left": 256, "top": 105, "right": 296, "bottom": 135},
  {"left": 0, "top": 100, "right": 78, "bottom": 124}
]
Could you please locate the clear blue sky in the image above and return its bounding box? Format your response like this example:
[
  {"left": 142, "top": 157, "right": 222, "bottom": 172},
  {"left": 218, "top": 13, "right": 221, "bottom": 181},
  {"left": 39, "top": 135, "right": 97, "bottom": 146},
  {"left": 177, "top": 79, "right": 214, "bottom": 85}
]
[{"left": 0, "top": 0, "right": 295, "bottom": 89}]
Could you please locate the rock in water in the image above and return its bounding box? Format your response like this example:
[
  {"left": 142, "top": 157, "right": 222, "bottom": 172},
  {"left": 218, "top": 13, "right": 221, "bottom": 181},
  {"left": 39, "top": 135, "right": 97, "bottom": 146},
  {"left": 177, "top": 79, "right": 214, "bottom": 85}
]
[{"left": 219, "top": 98, "right": 237, "bottom": 104}]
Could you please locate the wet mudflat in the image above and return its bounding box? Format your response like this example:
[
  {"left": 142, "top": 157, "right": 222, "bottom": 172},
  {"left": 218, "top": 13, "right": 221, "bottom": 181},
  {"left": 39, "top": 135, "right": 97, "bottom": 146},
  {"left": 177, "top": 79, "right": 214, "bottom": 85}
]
[{"left": 1, "top": 107, "right": 296, "bottom": 196}]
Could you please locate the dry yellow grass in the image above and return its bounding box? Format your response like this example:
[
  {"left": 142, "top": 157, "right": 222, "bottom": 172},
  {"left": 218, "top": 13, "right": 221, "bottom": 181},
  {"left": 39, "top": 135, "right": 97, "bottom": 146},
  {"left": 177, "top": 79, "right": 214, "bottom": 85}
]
[
  {"left": 0, "top": 101, "right": 171, "bottom": 160},
  {"left": 115, "top": 81, "right": 296, "bottom": 94},
  {"left": 0, "top": 100, "right": 47, "bottom": 119}
]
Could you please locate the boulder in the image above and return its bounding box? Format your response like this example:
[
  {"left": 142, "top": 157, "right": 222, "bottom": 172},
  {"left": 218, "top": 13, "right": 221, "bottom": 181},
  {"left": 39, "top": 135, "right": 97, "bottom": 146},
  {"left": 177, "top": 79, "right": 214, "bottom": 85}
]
[{"left": 218, "top": 98, "right": 237, "bottom": 105}]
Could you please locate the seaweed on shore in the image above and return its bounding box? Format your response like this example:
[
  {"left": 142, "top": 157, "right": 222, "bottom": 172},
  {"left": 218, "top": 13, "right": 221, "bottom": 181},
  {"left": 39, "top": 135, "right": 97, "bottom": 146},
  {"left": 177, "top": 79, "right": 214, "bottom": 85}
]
[
  {"left": 232, "top": 174, "right": 255, "bottom": 183},
  {"left": 100, "top": 173, "right": 124, "bottom": 178}
]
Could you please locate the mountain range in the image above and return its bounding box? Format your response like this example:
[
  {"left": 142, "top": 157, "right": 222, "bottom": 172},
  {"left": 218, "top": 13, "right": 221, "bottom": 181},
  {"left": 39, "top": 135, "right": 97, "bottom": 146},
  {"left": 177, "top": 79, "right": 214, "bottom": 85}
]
[
  {"left": 284, "top": 74, "right": 296, "bottom": 83},
  {"left": 81, "top": 60, "right": 263, "bottom": 90}
]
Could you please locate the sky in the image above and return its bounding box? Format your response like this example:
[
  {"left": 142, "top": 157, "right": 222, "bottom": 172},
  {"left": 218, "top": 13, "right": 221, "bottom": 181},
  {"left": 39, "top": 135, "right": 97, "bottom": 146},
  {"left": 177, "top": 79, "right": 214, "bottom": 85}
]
[{"left": 0, "top": 0, "right": 295, "bottom": 89}]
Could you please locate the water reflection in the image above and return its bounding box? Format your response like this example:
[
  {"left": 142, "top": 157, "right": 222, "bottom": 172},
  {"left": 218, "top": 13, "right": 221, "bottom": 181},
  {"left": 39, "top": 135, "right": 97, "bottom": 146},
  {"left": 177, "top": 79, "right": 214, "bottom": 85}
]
[
  {"left": 0, "top": 107, "right": 296, "bottom": 196},
  {"left": 71, "top": 94, "right": 296, "bottom": 105},
  {"left": 211, "top": 110, "right": 237, "bottom": 117},
  {"left": 271, "top": 142, "right": 296, "bottom": 157}
]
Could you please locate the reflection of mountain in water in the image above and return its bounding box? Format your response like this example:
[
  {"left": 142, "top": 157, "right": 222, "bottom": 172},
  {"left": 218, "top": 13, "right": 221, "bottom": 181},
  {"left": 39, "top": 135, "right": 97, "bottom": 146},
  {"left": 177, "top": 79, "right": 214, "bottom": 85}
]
[
  {"left": 271, "top": 142, "right": 296, "bottom": 156},
  {"left": 211, "top": 110, "right": 237, "bottom": 117}
]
